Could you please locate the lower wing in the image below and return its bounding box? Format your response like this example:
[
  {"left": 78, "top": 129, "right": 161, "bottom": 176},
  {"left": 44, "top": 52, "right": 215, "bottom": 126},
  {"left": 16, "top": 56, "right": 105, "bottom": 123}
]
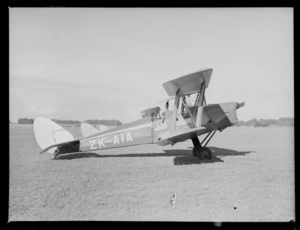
[{"left": 154, "top": 126, "right": 207, "bottom": 146}]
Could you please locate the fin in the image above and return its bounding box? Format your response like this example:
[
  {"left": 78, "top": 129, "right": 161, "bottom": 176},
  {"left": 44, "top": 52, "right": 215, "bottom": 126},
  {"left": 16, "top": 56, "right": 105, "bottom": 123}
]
[
  {"left": 33, "top": 117, "right": 74, "bottom": 153},
  {"left": 98, "top": 124, "right": 110, "bottom": 132},
  {"left": 80, "top": 122, "right": 99, "bottom": 137},
  {"left": 80, "top": 123, "right": 110, "bottom": 137}
]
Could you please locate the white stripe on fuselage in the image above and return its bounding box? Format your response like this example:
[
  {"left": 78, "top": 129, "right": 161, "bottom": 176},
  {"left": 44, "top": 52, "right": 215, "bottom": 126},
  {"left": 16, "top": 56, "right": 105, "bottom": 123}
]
[{"left": 82, "top": 123, "right": 152, "bottom": 142}]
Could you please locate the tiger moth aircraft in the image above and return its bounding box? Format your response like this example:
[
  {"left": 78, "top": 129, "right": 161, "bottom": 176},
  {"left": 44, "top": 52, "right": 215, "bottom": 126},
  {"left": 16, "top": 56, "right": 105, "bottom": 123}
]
[{"left": 33, "top": 68, "right": 245, "bottom": 160}]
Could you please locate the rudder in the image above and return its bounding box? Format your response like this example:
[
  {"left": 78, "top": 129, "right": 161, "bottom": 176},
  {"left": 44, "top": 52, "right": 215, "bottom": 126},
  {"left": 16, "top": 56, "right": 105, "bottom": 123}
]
[{"left": 33, "top": 117, "right": 75, "bottom": 153}]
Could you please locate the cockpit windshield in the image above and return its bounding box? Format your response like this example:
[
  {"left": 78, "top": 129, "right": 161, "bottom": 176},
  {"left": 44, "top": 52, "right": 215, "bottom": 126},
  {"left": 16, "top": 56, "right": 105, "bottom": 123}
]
[{"left": 181, "top": 92, "right": 200, "bottom": 119}]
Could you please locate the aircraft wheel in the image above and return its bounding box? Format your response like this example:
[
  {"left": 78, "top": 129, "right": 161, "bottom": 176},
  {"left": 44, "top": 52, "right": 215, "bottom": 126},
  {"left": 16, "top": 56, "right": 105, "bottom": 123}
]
[
  {"left": 192, "top": 148, "right": 200, "bottom": 157},
  {"left": 199, "top": 147, "right": 212, "bottom": 160},
  {"left": 54, "top": 149, "right": 59, "bottom": 159}
]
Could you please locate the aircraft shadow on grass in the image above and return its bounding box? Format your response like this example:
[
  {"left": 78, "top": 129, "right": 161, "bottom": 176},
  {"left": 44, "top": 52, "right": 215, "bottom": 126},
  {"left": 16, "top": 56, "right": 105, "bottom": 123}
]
[
  {"left": 173, "top": 147, "right": 253, "bottom": 165},
  {"left": 56, "top": 146, "right": 252, "bottom": 165}
]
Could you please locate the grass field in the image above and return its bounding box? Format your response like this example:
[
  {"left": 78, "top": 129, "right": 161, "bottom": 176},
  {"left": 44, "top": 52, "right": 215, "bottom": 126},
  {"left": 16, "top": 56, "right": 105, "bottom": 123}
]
[{"left": 9, "top": 124, "right": 294, "bottom": 221}]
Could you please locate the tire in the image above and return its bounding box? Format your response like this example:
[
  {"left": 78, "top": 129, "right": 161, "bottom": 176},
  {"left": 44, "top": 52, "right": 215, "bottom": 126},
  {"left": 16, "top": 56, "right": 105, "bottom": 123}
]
[
  {"left": 199, "top": 147, "right": 212, "bottom": 160},
  {"left": 192, "top": 148, "right": 200, "bottom": 157}
]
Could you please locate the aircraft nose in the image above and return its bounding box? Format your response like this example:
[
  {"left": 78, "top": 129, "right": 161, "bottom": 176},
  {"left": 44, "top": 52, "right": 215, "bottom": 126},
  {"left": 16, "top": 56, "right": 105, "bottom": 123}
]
[{"left": 236, "top": 102, "right": 245, "bottom": 109}]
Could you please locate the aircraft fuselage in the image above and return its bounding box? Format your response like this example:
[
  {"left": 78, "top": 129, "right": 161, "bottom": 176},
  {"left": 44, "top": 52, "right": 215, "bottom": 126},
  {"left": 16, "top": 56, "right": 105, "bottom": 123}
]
[{"left": 78, "top": 102, "right": 241, "bottom": 152}]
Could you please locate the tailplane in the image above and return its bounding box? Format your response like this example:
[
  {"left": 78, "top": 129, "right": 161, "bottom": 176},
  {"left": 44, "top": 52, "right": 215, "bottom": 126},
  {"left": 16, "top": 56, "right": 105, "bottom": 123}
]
[
  {"left": 33, "top": 117, "right": 75, "bottom": 153},
  {"left": 80, "top": 122, "right": 99, "bottom": 137},
  {"left": 80, "top": 122, "right": 110, "bottom": 137}
]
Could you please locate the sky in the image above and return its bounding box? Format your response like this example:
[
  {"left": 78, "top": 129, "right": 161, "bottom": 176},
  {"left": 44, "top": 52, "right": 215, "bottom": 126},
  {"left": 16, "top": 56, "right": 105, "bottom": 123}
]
[{"left": 9, "top": 8, "right": 294, "bottom": 123}]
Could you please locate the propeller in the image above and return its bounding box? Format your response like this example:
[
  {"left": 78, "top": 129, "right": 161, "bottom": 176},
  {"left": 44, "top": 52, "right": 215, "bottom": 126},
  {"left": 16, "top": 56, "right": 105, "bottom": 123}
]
[{"left": 236, "top": 102, "right": 245, "bottom": 109}]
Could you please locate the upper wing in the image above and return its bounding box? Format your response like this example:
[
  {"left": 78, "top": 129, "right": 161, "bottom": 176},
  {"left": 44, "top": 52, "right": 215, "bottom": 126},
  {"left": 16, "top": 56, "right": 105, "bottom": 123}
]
[
  {"left": 154, "top": 126, "right": 207, "bottom": 146},
  {"left": 162, "top": 68, "right": 213, "bottom": 96}
]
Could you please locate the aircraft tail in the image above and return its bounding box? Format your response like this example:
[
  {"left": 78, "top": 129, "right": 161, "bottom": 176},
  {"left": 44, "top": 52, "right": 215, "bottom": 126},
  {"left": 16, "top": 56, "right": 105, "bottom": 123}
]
[
  {"left": 80, "top": 123, "right": 110, "bottom": 137},
  {"left": 80, "top": 122, "right": 99, "bottom": 137},
  {"left": 33, "top": 117, "right": 75, "bottom": 153},
  {"left": 98, "top": 125, "right": 110, "bottom": 132}
]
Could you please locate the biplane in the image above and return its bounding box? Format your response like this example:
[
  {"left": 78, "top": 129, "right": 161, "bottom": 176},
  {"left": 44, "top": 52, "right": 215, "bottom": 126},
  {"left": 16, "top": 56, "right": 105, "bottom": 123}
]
[{"left": 33, "top": 68, "right": 244, "bottom": 159}]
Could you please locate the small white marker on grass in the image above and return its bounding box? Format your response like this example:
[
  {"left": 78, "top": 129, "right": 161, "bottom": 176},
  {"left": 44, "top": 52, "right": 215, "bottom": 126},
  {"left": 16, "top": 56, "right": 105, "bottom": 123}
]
[{"left": 170, "top": 194, "right": 176, "bottom": 207}]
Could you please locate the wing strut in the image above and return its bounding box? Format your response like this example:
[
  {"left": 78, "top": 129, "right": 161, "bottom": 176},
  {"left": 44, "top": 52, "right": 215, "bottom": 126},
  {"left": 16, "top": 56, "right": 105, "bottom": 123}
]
[
  {"left": 169, "top": 88, "right": 181, "bottom": 133},
  {"left": 197, "top": 81, "right": 206, "bottom": 106},
  {"left": 182, "top": 97, "right": 196, "bottom": 128},
  {"left": 201, "top": 130, "right": 217, "bottom": 147}
]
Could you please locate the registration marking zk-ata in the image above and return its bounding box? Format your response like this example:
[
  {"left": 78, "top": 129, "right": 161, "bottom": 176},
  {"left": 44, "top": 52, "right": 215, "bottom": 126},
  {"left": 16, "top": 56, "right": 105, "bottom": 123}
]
[{"left": 89, "top": 132, "right": 133, "bottom": 149}]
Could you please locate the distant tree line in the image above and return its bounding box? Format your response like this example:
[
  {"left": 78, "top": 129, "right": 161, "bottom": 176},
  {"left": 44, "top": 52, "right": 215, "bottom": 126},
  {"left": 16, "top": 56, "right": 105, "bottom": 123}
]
[
  {"left": 52, "top": 119, "right": 81, "bottom": 125},
  {"left": 235, "top": 117, "right": 294, "bottom": 127},
  {"left": 84, "top": 119, "right": 122, "bottom": 126},
  {"left": 17, "top": 117, "right": 122, "bottom": 126},
  {"left": 16, "top": 117, "right": 293, "bottom": 127},
  {"left": 18, "top": 118, "right": 34, "bottom": 124}
]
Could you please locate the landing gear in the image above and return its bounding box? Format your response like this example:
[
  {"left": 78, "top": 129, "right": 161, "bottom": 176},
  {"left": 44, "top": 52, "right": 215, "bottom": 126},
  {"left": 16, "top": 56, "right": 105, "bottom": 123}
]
[
  {"left": 192, "top": 148, "right": 200, "bottom": 157},
  {"left": 199, "top": 147, "right": 212, "bottom": 160},
  {"left": 192, "top": 137, "right": 202, "bottom": 158},
  {"left": 191, "top": 131, "right": 217, "bottom": 160},
  {"left": 52, "top": 141, "right": 80, "bottom": 160},
  {"left": 54, "top": 148, "right": 59, "bottom": 159}
]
